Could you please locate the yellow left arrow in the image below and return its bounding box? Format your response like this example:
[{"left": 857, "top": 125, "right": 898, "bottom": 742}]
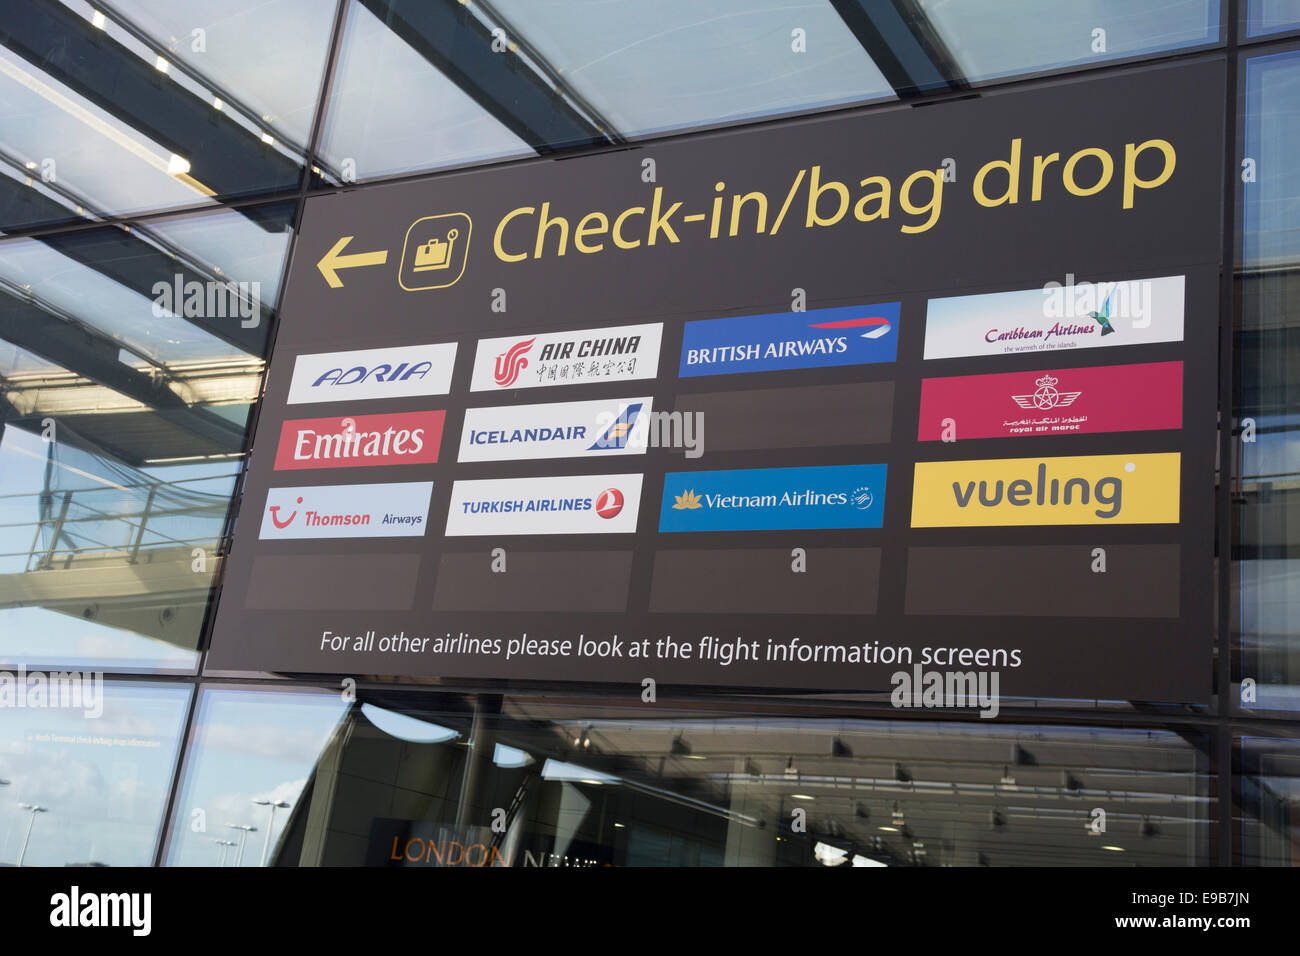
[{"left": 317, "top": 236, "right": 388, "bottom": 288}]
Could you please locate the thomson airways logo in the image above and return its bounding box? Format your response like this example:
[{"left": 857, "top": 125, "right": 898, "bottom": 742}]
[
  {"left": 260, "top": 482, "right": 433, "bottom": 539},
  {"left": 276, "top": 410, "right": 444, "bottom": 470},
  {"left": 287, "top": 343, "right": 456, "bottom": 404},
  {"left": 471, "top": 323, "right": 662, "bottom": 391},
  {"left": 446, "top": 474, "right": 643, "bottom": 535},
  {"left": 911, "top": 453, "right": 1181, "bottom": 527}
]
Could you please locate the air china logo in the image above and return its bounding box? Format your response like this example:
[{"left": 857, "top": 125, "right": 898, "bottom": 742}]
[
  {"left": 287, "top": 343, "right": 456, "bottom": 404},
  {"left": 445, "top": 474, "right": 643, "bottom": 535},
  {"left": 917, "top": 361, "right": 1183, "bottom": 441},
  {"left": 922, "top": 275, "right": 1185, "bottom": 360},
  {"left": 259, "top": 482, "right": 434, "bottom": 539},
  {"left": 1012, "top": 374, "right": 1081, "bottom": 411},
  {"left": 471, "top": 323, "right": 662, "bottom": 392},
  {"left": 660, "top": 464, "right": 887, "bottom": 532},
  {"left": 494, "top": 338, "right": 535, "bottom": 387},
  {"left": 459, "top": 397, "right": 653, "bottom": 463},
  {"left": 275, "top": 410, "right": 444, "bottom": 470},
  {"left": 679, "top": 302, "right": 900, "bottom": 378},
  {"left": 910, "top": 453, "right": 1181, "bottom": 527}
]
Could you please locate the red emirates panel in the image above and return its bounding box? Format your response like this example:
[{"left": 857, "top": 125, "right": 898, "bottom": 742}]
[{"left": 275, "top": 410, "right": 444, "bottom": 470}]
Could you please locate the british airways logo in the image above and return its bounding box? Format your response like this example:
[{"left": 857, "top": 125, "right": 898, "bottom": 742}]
[
  {"left": 288, "top": 343, "right": 456, "bottom": 404},
  {"left": 679, "top": 303, "right": 900, "bottom": 378}
]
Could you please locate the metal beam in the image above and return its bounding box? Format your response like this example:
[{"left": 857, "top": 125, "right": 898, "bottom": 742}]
[{"left": 830, "top": 0, "right": 969, "bottom": 99}]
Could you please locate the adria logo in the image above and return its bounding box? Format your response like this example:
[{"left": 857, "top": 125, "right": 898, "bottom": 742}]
[
  {"left": 494, "top": 338, "right": 535, "bottom": 387},
  {"left": 270, "top": 496, "right": 302, "bottom": 528}
]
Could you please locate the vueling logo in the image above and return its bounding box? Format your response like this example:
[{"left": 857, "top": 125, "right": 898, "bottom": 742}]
[{"left": 911, "top": 453, "right": 1180, "bottom": 527}]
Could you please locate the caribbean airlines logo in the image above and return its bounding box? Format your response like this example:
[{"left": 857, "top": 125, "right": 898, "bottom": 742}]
[
  {"left": 910, "top": 453, "right": 1180, "bottom": 527},
  {"left": 459, "top": 397, "right": 653, "bottom": 463},
  {"left": 659, "top": 464, "right": 887, "bottom": 532},
  {"left": 922, "top": 275, "right": 1184, "bottom": 360},
  {"left": 471, "top": 323, "right": 662, "bottom": 392},
  {"left": 494, "top": 338, "right": 535, "bottom": 386},
  {"left": 445, "top": 474, "right": 643, "bottom": 535},
  {"left": 275, "top": 410, "right": 445, "bottom": 470},
  {"left": 260, "top": 482, "right": 434, "bottom": 539},
  {"left": 918, "top": 361, "right": 1182, "bottom": 440},
  {"left": 680, "top": 302, "right": 900, "bottom": 378},
  {"left": 287, "top": 343, "right": 456, "bottom": 404}
]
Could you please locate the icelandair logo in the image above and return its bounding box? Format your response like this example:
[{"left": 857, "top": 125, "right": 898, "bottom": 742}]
[
  {"left": 446, "top": 474, "right": 642, "bottom": 535},
  {"left": 679, "top": 302, "right": 899, "bottom": 378},
  {"left": 911, "top": 453, "right": 1181, "bottom": 527},
  {"left": 660, "top": 464, "right": 886, "bottom": 532},
  {"left": 275, "top": 410, "right": 444, "bottom": 470},
  {"left": 260, "top": 482, "right": 434, "bottom": 539},
  {"left": 459, "top": 397, "right": 652, "bottom": 463},
  {"left": 287, "top": 343, "right": 456, "bottom": 404}
]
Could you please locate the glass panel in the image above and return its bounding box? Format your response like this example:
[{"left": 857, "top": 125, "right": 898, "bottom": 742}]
[
  {"left": 1238, "top": 50, "right": 1300, "bottom": 710},
  {"left": 489, "top": 0, "right": 894, "bottom": 139},
  {"left": 917, "top": 0, "right": 1219, "bottom": 84},
  {"left": 0, "top": 1, "right": 312, "bottom": 230},
  {"left": 318, "top": 1, "right": 534, "bottom": 183},
  {"left": 0, "top": 203, "right": 294, "bottom": 673},
  {"left": 1248, "top": 0, "right": 1300, "bottom": 37},
  {"left": 165, "top": 691, "right": 1211, "bottom": 866},
  {"left": 163, "top": 687, "right": 349, "bottom": 866},
  {"left": 1240, "top": 737, "right": 1300, "bottom": 864},
  {"left": 0, "top": 681, "right": 190, "bottom": 866}
]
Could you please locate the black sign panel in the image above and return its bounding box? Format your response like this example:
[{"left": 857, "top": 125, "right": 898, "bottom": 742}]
[{"left": 208, "top": 59, "right": 1225, "bottom": 703}]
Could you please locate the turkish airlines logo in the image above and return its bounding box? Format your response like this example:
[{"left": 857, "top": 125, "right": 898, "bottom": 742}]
[
  {"left": 595, "top": 488, "right": 624, "bottom": 518},
  {"left": 494, "top": 338, "right": 534, "bottom": 387}
]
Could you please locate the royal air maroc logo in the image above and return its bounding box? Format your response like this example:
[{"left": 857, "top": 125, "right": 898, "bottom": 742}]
[
  {"left": 1011, "top": 374, "right": 1082, "bottom": 411},
  {"left": 494, "top": 338, "right": 535, "bottom": 387},
  {"left": 672, "top": 489, "right": 703, "bottom": 510}
]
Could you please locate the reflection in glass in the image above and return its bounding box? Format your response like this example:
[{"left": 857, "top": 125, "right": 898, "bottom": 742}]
[
  {"left": 167, "top": 691, "right": 1210, "bottom": 866},
  {"left": 1241, "top": 738, "right": 1300, "bottom": 864},
  {"left": 0, "top": 681, "right": 189, "bottom": 866},
  {"left": 319, "top": 1, "right": 533, "bottom": 182},
  {"left": 1239, "top": 50, "right": 1300, "bottom": 710},
  {"left": 165, "top": 688, "right": 349, "bottom": 866},
  {"left": 916, "top": 0, "right": 1218, "bottom": 83},
  {"left": 490, "top": 0, "right": 894, "bottom": 138},
  {"left": 0, "top": 1, "right": 308, "bottom": 229},
  {"left": 0, "top": 204, "right": 294, "bottom": 672},
  {"left": 1249, "top": 0, "right": 1300, "bottom": 36}
]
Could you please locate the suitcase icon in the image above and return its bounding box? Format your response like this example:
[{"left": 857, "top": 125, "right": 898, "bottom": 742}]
[{"left": 412, "top": 228, "right": 459, "bottom": 271}]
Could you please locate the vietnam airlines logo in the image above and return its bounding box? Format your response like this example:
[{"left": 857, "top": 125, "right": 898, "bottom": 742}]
[
  {"left": 270, "top": 496, "right": 302, "bottom": 528},
  {"left": 808, "top": 316, "right": 892, "bottom": 339},
  {"left": 1011, "top": 374, "right": 1081, "bottom": 411},
  {"left": 588, "top": 403, "right": 645, "bottom": 450},
  {"left": 672, "top": 489, "right": 703, "bottom": 510},
  {"left": 494, "top": 338, "right": 535, "bottom": 387}
]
